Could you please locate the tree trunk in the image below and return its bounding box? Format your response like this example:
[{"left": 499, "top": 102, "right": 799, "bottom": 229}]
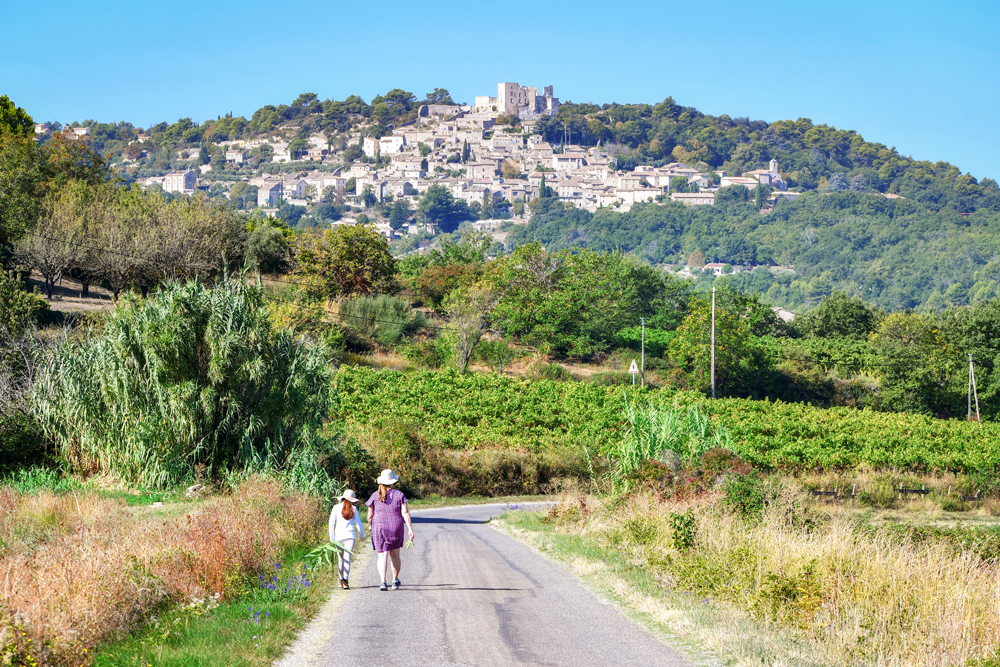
[
  {"left": 140, "top": 284, "right": 149, "bottom": 299},
  {"left": 81, "top": 280, "right": 90, "bottom": 297}
]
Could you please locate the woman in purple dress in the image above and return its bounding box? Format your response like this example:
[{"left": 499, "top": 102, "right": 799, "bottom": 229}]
[{"left": 366, "top": 469, "right": 415, "bottom": 591}]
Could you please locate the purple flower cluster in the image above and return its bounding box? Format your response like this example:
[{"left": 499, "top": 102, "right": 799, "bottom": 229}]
[
  {"left": 247, "top": 605, "right": 269, "bottom": 624},
  {"left": 257, "top": 562, "right": 311, "bottom": 597}
]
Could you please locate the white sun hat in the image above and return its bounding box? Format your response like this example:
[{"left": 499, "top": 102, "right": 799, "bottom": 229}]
[
  {"left": 338, "top": 489, "right": 360, "bottom": 504},
  {"left": 376, "top": 469, "right": 399, "bottom": 486}
]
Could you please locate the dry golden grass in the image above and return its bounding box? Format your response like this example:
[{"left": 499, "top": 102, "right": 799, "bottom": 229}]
[
  {"left": 0, "top": 479, "right": 324, "bottom": 666},
  {"left": 543, "top": 491, "right": 1000, "bottom": 667}
]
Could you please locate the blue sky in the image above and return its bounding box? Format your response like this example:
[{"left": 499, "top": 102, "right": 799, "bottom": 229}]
[{"left": 4, "top": 0, "right": 997, "bottom": 179}]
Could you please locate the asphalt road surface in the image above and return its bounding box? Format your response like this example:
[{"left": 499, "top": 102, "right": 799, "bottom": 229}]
[{"left": 314, "top": 503, "right": 692, "bottom": 667}]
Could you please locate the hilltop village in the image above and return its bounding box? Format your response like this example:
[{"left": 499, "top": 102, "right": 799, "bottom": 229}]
[{"left": 95, "top": 82, "right": 800, "bottom": 238}]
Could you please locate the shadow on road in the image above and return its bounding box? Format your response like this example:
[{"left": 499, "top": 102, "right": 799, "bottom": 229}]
[
  {"left": 357, "top": 585, "right": 527, "bottom": 592},
  {"left": 411, "top": 517, "right": 485, "bottom": 524}
]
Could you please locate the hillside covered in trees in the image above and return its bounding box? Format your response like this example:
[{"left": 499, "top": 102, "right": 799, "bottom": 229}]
[
  {"left": 535, "top": 100, "right": 998, "bottom": 214},
  {"left": 511, "top": 192, "right": 1000, "bottom": 312}
]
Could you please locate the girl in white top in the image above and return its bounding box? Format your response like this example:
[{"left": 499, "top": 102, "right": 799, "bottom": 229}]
[{"left": 328, "top": 489, "right": 365, "bottom": 589}]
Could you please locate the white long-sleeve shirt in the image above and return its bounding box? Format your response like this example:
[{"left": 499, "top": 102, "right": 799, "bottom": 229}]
[{"left": 329, "top": 505, "right": 366, "bottom": 542}]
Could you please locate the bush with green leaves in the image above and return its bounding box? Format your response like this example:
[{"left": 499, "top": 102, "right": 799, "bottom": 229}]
[
  {"left": 337, "top": 294, "right": 425, "bottom": 349},
  {"left": 32, "top": 278, "right": 337, "bottom": 488}
]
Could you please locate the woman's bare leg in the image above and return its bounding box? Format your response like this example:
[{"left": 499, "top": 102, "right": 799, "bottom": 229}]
[
  {"left": 377, "top": 550, "right": 389, "bottom": 583},
  {"left": 389, "top": 548, "right": 401, "bottom": 581}
]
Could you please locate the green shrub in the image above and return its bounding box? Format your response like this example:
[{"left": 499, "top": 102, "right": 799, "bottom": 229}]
[
  {"left": 723, "top": 474, "right": 779, "bottom": 518},
  {"left": 0, "top": 412, "right": 53, "bottom": 476},
  {"left": 525, "top": 361, "right": 574, "bottom": 382},
  {"left": 586, "top": 371, "right": 634, "bottom": 386},
  {"left": 616, "top": 326, "right": 674, "bottom": 358},
  {"left": 1, "top": 467, "right": 78, "bottom": 494},
  {"left": 857, "top": 476, "right": 899, "bottom": 509},
  {"left": 402, "top": 339, "right": 451, "bottom": 368},
  {"left": 474, "top": 339, "right": 522, "bottom": 374},
  {"left": 33, "top": 278, "right": 337, "bottom": 488},
  {"left": 669, "top": 509, "right": 697, "bottom": 550},
  {"left": 338, "top": 295, "right": 424, "bottom": 349}
]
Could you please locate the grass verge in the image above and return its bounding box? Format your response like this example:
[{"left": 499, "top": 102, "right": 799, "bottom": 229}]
[
  {"left": 93, "top": 545, "right": 338, "bottom": 667},
  {"left": 495, "top": 507, "right": 844, "bottom": 667}
]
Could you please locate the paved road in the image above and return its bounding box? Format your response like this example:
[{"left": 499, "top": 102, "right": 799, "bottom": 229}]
[{"left": 313, "top": 503, "right": 691, "bottom": 667}]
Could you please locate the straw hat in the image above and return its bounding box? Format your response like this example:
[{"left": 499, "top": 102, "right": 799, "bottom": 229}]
[
  {"left": 338, "top": 489, "right": 360, "bottom": 504},
  {"left": 376, "top": 469, "right": 399, "bottom": 486}
]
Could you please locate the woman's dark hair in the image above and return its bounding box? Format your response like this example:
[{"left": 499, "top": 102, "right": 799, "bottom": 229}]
[{"left": 341, "top": 499, "right": 355, "bottom": 520}]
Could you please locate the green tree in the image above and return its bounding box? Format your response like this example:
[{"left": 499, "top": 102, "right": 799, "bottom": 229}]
[
  {"left": 667, "top": 296, "right": 775, "bottom": 397},
  {"left": 287, "top": 138, "right": 308, "bottom": 160},
  {"left": 360, "top": 185, "right": 378, "bottom": 208},
  {"left": 246, "top": 218, "right": 292, "bottom": 278},
  {"left": 294, "top": 224, "right": 399, "bottom": 298},
  {"left": 490, "top": 245, "right": 675, "bottom": 357},
  {"left": 418, "top": 143, "right": 432, "bottom": 156},
  {"left": 794, "top": 291, "right": 885, "bottom": 340},
  {"left": 869, "top": 312, "right": 961, "bottom": 416},
  {"left": 417, "top": 185, "right": 471, "bottom": 233},
  {"left": 388, "top": 199, "right": 411, "bottom": 230},
  {"left": 444, "top": 284, "right": 501, "bottom": 372},
  {"left": 0, "top": 95, "right": 33, "bottom": 137},
  {"left": 424, "top": 88, "right": 455, "bottom": 105},
  {"left": 713, "top": 184, "right": 752, "bottom": 206},
  {"left": 461, "top": 139, "right": 470, "bottom": 164}
]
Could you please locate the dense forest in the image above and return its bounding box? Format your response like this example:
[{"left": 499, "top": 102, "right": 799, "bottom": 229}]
[{"left": 509, "top": 193, "right": 1000, "bottom": 312}]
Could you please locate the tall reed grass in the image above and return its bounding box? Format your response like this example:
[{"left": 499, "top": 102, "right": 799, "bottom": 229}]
[
  {"left": 0, "top": 479, "right": 322, "bottom": 666},
  {"left": 32, "top": 278, "right": 336, "bottom": 488},
  {"left": 610, "top": 398, "right": 731, "bottom": 491}
]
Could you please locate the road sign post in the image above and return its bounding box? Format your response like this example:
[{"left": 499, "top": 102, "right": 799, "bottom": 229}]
[{"left": 629, "top": 359, "right": 639, "bottom": 386}]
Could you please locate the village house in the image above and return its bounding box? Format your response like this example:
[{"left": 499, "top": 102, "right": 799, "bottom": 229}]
[
  {"left": 163, "top": 170, "right": 196, "bottom": 193},
  {"left": 305, "top": 147, "right": 327, "bottom": 161},
  {"left": 719, "top": 176, "right": 761, "bottom": 190},
  {"left": 282, "top": 178, "right": 306, "bottom": 199},
  {"left": 552, "top": 153, "right": 587, "bottom": 170},
  {"left": 257, "top": 180, "right": 282, "bottom": 207},
  {"left": 362, "top": 135, "right": 406, "bottom": 157},
  {"left": 225, "top": 150, "right": 245, "bottom": 165},
  {"left": 670, "top": 192, "right": 716, "bottom": 206}
]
